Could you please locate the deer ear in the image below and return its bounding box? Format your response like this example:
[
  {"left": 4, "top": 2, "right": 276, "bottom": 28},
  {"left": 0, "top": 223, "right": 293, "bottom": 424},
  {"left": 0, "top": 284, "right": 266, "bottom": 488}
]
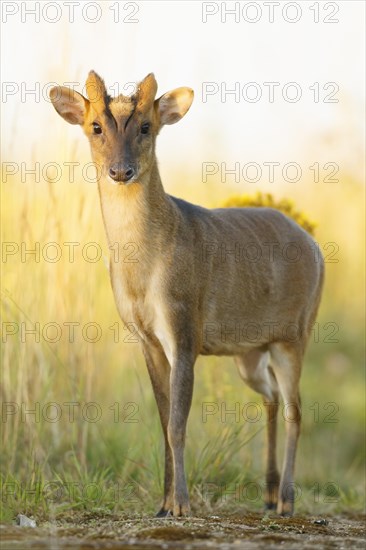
[
  {"left": 137, "top": 73, "right": 158, "bottom": 109},
  {"left": 156, "top": 87, "right": 194, "bottom": 126},
  {"left": 50, "top": 86, "right": 89, "bottom": 125}
]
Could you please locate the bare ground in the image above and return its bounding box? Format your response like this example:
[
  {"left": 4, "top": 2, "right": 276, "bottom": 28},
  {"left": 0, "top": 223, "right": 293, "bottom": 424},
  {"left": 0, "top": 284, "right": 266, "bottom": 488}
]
[{"left": 1, "top": 512, "right": 365, "bottom": 550}]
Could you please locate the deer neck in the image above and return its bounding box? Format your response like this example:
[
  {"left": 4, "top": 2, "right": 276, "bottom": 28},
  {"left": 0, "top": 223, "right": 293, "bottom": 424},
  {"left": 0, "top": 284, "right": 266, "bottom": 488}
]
[{"left": 97, "top": 160, "right": 173, "bottom": 266}]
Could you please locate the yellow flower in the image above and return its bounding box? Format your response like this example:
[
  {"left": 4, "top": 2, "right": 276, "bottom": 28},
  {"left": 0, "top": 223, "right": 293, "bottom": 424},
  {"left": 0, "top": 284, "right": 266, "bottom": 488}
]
[{"left": 220, "top": 192, "right": 316, "bottom": 236}]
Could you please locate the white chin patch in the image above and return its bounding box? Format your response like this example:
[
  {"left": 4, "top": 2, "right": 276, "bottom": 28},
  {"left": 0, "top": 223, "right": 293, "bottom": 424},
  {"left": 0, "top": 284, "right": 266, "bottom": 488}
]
[{"left": 107, "top": 175, "right": 120, "bottom": 186}]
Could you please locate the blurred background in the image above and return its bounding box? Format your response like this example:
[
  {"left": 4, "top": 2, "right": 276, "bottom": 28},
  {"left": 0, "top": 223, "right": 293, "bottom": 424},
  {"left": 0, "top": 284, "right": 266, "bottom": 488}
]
[{"left": 1, "top": 1, "right": 365, "bottom": 518}]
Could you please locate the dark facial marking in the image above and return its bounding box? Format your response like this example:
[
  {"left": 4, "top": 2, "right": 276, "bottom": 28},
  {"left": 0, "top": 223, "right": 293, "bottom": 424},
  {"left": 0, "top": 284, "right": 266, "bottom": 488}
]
[{"left": 124, "top": 95, "right": 138, "bottom": 132}]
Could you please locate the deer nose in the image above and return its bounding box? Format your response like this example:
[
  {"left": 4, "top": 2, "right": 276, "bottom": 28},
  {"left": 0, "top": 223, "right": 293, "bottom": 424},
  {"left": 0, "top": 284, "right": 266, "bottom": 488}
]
[{"left": 109, "top": 164, "right": 136, "bottom": 183}]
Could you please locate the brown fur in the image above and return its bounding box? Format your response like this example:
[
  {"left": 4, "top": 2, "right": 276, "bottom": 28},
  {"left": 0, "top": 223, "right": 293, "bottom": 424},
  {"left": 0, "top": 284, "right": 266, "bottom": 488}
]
[{"left": 50, "top": 72, "right": 324, "bottom": 517}]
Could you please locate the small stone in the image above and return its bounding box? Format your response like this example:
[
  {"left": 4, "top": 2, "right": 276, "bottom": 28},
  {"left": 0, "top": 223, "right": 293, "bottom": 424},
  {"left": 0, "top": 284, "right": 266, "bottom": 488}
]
[
  {"left": 313, "top": 518, "right": 328, "bottom": 526},
  {"left": 16, "top": 514, "right": 37, "bottom": 528}
]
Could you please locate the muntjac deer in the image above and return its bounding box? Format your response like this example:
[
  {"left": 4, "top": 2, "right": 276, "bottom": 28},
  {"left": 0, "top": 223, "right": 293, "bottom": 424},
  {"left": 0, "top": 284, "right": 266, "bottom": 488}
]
[{"left": 50, "top": 72, "right": 324, "bottom": 517}]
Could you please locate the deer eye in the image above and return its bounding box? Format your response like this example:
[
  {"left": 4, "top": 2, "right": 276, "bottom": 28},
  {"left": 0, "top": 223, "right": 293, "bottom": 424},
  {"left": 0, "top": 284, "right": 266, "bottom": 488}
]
[
  {"left": 141, "top": 122, "right": 150, "bottom": 135},
  {"left": 93, "top": 122, "right": 102, "bottom": 135}
]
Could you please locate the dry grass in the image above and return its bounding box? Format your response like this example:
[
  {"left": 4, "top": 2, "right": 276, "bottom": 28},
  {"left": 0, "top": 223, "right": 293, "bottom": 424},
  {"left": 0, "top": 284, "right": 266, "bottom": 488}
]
[{"left": 1, "top": 162, "right": 365, "bottom": 519}]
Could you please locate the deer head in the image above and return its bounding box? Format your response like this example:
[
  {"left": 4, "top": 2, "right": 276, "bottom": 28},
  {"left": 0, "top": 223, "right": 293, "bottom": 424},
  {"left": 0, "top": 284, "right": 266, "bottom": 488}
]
[{"left": 50, "top": 72, "right": 194, "bottom": 185}]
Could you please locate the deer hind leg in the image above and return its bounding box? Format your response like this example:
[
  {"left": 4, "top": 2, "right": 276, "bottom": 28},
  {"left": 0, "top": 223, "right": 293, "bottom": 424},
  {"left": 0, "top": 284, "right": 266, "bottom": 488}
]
[
  {"left": 142, "top": 341, "right": 173, "bottom": 517},
  {"left": 269, "top": 342, "right": 302, "bottom": 516},
  {"left": 235, "top": 349, "right": 280, "bottom": 511},
  {"left": 262, "top": 388, "right": 280, "bottom": 510}
]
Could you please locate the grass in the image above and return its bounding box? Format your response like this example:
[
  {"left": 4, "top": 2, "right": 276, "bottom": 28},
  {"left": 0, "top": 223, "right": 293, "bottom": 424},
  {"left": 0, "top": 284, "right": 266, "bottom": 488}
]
[{"left": 1, "top": 165, "right": 365, "bottom": 522}]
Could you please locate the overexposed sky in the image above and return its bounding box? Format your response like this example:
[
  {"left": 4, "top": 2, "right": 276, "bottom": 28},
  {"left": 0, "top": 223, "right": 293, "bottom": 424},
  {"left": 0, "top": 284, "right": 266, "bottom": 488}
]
[{"left": 1, "top": 1, "right": 365, "bottom": 180}]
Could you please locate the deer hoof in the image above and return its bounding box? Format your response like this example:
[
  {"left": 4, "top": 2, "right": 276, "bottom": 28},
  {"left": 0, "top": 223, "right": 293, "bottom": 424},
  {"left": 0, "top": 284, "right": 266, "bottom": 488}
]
[
  {"left": 155, "top": 508, "right": 173, "bottom": 518},
  {"left": 173, "top": 502, "right": 191, "bottom": 517},
  {"left": 277, "top": 500, "right": 294, "bottom": 517}
]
